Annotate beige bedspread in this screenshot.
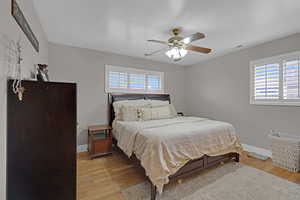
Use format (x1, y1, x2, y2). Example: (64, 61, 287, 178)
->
(113, 117, 242, 193)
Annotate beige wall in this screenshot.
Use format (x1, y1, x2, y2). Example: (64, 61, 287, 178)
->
(0, 0, 48, 199)
(185, 33, 300, 149)
(49, 42, 186, 145)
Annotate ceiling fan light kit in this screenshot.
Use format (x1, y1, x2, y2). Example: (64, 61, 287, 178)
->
(165, 47, 188, 62)
(146, 28, 212, 62)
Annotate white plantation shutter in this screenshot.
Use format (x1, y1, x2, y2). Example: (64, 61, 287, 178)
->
(283, 59, 300, 100)
(129, 73, 145, 89)
(147, 75, 161, 90)
(105, 65, 164, 93)
(254, 64, 279, 100)
(250, 51, 300, 106)
(108, 71, 128, 89)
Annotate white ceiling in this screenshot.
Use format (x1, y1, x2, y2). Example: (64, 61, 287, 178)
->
(33, 0, 300, 66)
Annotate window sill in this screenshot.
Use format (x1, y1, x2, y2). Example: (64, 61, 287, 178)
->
(105, 89, 165, 94)
(250, 100, 300, 107)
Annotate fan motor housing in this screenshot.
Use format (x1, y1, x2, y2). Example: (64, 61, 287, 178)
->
(168, 36, 183, 43)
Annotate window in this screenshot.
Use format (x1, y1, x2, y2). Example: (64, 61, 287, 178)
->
(105, 65, 164, 93)
(250, 51, 300, 106)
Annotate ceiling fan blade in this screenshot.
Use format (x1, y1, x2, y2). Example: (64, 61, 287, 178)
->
(144, 47, 169, 56)
(147, 40, 169, 45)
(185, 45, 212, 54)
(181, 32, 205, 44)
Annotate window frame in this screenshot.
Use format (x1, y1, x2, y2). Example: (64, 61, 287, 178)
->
(105, 65, 164, 94)
(250, 51, 300, 106)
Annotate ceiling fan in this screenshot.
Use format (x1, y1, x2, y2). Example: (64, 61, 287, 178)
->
(145, 28, 212, 62)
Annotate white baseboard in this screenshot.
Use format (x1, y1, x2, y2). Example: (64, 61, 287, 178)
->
(77, 144, 88, 153)
(242, 143, 272, 158)
(77, 143, 272, 158)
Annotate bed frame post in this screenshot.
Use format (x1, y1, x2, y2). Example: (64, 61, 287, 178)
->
(150, 182, 157, 200)
(234, 153, 240, 162)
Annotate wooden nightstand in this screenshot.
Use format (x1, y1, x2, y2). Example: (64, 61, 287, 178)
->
(88, 125, 112, 159)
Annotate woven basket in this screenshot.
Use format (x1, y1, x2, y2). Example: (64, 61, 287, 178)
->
(269, 132, 300, 172)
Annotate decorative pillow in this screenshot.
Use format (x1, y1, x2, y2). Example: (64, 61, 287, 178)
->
(139, 104, 176, 121)
(113, 100, 151, 120)
(120, 105, 139, 121)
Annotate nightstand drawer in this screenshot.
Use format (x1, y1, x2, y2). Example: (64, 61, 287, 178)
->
(93, 138, 112, 154)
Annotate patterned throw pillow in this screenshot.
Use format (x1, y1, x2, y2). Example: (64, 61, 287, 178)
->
(113, 100, 151, 121)
(120, 105, 139, 121)
(139, 104, 177, 121)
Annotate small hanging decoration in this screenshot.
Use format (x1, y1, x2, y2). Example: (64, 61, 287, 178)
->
(15, 84, 25, 101)
(12, 40, 25, 101)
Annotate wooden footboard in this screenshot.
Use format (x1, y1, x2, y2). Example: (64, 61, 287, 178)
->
(150, 152, 239, 200)
(169, 153, 239, 180)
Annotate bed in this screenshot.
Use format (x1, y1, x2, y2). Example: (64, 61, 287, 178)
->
(108, 93, 242, 200)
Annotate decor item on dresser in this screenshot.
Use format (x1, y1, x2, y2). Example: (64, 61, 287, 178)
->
(36, 64, 49, 81)
(11, 0, 39, 52)
(109, 93, 242, 200)
(88, 125, 113, 159)
(7, 80, 77, 200)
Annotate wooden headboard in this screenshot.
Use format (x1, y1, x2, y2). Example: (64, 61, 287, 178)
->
(108, 93, 171, 125)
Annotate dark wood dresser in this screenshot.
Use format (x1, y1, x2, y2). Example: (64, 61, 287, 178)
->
(7, 80, 77, 200)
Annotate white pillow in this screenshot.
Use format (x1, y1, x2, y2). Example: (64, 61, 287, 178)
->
(139, 104, 177, 121)
(150, 100, 177, 117)
(149, 100, 169, 107)
(168, 104, 177, 117)
(113, 100, 151, 121)
(148, 100, 177, 116)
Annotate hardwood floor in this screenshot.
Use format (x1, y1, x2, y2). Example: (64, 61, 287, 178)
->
(77, 151, 300, 200)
